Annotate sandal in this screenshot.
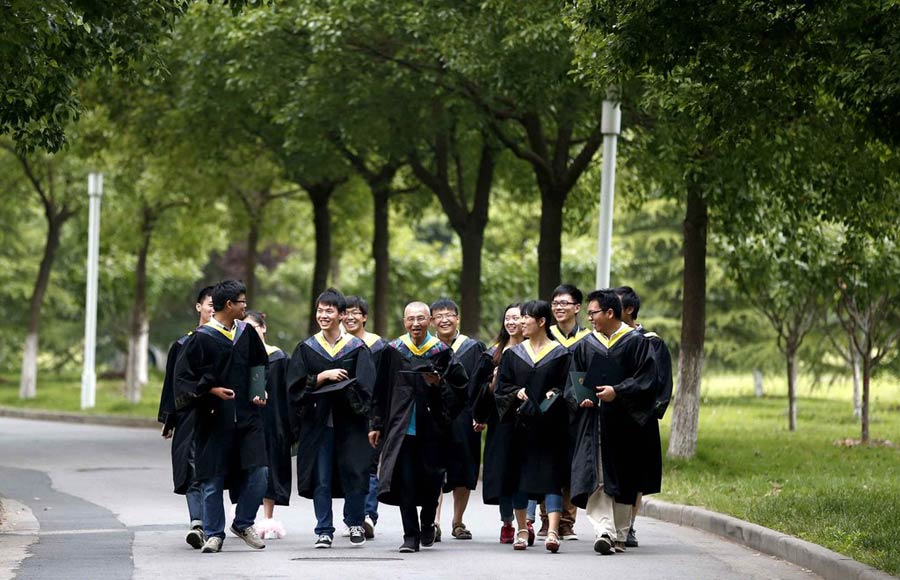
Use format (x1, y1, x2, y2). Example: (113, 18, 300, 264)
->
(545, 530, 560, 553)
(451, 522, 472, 540)
(513, 529, 529, 550)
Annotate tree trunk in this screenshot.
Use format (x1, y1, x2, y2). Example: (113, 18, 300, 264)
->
(245, 221, 260, 301)
(125, 224, 152, 404)
(307, 186, 333, 336)
(667, 186, 708, 459)
(538, 190, 564, 299)
(459, 225, 485, 337)
(786, 346, 798, 431)
(753, 368, 765, 397)
(851, 346, 862, 419)
(19, 213, 64, 399)
(372, 187, 390, 337)
(861, 358, 870, 444)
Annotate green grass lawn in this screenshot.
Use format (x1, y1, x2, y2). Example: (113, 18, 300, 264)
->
(2, 368, 898, 574)
(658, 371, 900, 576)
(0, 371, 164, 418)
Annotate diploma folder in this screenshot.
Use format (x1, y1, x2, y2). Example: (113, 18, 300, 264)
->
(539, 390, 561, 413)
(249, 365, 267, 402)
(568, 371, 597, 405)
(310, 377, 356, 395)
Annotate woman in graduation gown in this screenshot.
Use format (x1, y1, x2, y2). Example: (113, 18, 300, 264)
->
(244, 311, 292, 539)
(495, 300, 572, 553)
(471, 303, 526, 544)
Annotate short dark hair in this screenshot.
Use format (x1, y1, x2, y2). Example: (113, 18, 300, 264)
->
(196, 285, 214, 305)
(551, 284, 583, 305)
(244, 310, 266, 327)
(345, 295, 369, 317)
(521, 300, 554, 340)
(586, 289, 622, 319)
(430, 297, 459, 315)
(212, 280, 246, 311)
(615, 286, 641, 320)
(317, 287, 346, 312)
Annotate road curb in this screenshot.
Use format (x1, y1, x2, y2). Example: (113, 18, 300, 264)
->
(0, 407, 157, 430)
(641, 498, 897, 580)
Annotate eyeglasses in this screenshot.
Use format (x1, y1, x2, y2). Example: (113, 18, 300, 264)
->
(433, 313, 458, 321)
(345, 309, 364, 317)
(551, 300, 577, 308)
(587, 309, 608, 318)
(233, 300, 248, 306)
(405, 316, 428, 323)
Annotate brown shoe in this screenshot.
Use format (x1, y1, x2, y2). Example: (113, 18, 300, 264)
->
(559, 522, 578, 541)
(537, 518, 549, 538)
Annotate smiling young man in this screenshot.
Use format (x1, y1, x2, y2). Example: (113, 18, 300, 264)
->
(158, 285, 214, 549)
(430, 298, 486, 542)
(286, 288, 376, 549)
(173, 280, 269, 554)
(567, 289, 658, 555)
(368, 301, 469, 553)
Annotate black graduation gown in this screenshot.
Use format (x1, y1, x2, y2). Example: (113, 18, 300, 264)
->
(568, 329, 657, 508)
(262, 346, 292, 505)
(495, 341, 572, 499)
(158, 332, 196, 495)
(371, 335, 468, 506)
(286, 333, 375, 499)
(173, 320, 269, 482)
(362, 334, 388, 473)
(443, 334, 486, 492)
(470, 345, 517, 505)
(634, 327, 673, 495)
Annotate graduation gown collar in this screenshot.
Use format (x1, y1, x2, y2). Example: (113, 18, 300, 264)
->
(450, 333, 476, 355)
(361, 332, 383, 349)
(309, 331, 361, 359)
(398, 332, 441, 356)
(592, 322, 634, 349)
(550, 324, 591, 348)
(511, 340, 566, 367)
(201, 318, 245, 343)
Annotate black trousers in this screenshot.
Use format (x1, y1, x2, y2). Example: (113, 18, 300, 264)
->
(396, 435, 441, 541)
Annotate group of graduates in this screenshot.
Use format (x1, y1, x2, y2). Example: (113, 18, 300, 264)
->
(157, 280, 672, 555)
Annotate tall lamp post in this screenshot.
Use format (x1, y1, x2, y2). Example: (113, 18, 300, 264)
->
(595, 96, 622, 289)
(81, 172, 103, 409)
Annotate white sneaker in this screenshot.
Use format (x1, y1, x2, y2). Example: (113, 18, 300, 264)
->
(201, 536, 222, 553)
(364, 515, 376, 539)
(340, 525, 351, 538)
(229, 524, 265, 550)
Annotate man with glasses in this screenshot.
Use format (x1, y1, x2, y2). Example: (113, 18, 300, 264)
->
(286, 288, 376, 549)
(539, 284, 590, 540)
(430, 298, 486, 542)
(368, 301, 469, 553)
(568, 289, 658, 555)
(173, 280, 269, 553)
(342, 295, 385, 539)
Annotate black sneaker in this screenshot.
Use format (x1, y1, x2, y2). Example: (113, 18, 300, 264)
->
(398, 538, 419, 553)
(421, 524, 436, 547)
(186, 526, 205, 549)
(593, 534, 613, 555)
(625, 527, 639, 547)
(349, 525, 366, 547)
(314, 534, 333, 548)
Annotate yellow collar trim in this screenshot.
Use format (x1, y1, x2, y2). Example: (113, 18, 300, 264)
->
(265, 344, 280, 356)
(594, 324, 633, 349)
(362, 332, 383, 348)
(315, 331, 351, 358)
(205, 320, 234, 341)
(451, 334, 470, 353)
(400, 333, 440, 356)
(524, 340, 559, 364)
(550, 325, 590, 348)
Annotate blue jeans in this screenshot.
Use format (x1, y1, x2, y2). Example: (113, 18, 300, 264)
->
(366, 473, 379, 522)
(315, 428, 365, 536)
(201, 466, 268, 540)
(527, 499, 537, 521)
(186, 480, 203, 528)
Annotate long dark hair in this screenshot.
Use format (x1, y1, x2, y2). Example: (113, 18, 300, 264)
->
(520, 300, 554, 341)
(492, 303, 522, 366)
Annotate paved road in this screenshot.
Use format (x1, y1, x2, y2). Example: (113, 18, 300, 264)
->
(0, 417, 820, 579)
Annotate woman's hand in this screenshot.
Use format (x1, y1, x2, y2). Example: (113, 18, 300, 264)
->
(516, 388, 528, 401)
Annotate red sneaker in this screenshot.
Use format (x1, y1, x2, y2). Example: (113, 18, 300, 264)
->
(500, 523, 515, 544)
(526, 520, 535, 546)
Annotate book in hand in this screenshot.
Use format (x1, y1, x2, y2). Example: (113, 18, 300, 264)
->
(568, 371, 597, 405)
(311, 376, 356, 395)
(539, 390, 561, 413)
(249, 365, 267, 402)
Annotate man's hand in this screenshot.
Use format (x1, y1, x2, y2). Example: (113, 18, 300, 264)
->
(318, 368, 349, 385)
(516, 388, 528, 401)
(473, 421, 486, 433)
(252, 394, 267, 407)
(368, 430, 381, 448)
(161, 426, 174, 439)
(210, 387, 235, 400)
(596, 385, 617, 402)
(423, 372, 441, 386)
(578, 399, 595, 408)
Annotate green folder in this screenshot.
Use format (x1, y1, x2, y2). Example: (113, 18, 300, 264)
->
(249, 365, 267, 401)
(539, 390, 560, 413)
(568, 371, 597, 405)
